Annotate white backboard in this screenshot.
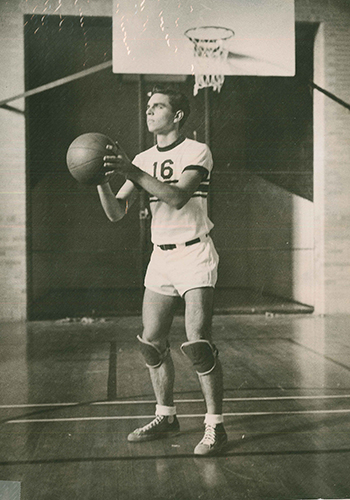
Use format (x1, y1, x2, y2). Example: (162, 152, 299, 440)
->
(113, 0, 295, 77)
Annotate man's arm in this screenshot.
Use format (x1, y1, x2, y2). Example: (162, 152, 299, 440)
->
(97, 179, 137, 222)
(128, 167, 203, 210)
(103, 145, 205, 210)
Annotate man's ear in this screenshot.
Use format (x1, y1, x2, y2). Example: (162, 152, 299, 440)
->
(174, 110, 184, 124)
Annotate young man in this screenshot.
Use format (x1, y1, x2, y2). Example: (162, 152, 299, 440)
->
(97, 85, 227, 456)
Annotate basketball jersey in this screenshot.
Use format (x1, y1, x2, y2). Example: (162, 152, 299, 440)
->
(133, 136, 214, 245)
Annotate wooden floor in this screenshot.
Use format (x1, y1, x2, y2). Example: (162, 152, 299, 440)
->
(0, 313, 350, 499)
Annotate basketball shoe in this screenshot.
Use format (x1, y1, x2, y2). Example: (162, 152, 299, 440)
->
(194, 423, 228, 455)
(127, 414, 180, 442)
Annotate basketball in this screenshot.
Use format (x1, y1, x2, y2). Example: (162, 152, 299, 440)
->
(66, 133, 115, 185)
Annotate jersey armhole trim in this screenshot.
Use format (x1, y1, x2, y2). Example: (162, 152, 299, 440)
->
(182, 165, 209, 180)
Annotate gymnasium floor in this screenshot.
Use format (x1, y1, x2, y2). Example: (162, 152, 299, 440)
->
(1, 313, 350, 499)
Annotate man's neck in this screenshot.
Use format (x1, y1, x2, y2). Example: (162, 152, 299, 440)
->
(156, 129, 180, 148)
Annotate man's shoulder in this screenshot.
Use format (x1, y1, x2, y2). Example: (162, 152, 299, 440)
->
(183, 137, 208, 148)
(182, 137, 210, 154)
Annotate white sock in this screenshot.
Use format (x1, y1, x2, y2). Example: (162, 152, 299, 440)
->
(204, 413, 224, 426)
(156, 404, 177, 416)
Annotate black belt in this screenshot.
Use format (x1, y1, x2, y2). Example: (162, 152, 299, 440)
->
(158, 236, 205, 251)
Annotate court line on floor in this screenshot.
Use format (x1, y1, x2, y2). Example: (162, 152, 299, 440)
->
(1, 448, 350, 467)
(1, 394, 350, 409)
(5, 409, 350, 424)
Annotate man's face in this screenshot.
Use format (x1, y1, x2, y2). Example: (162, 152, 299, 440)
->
(146, 93, 177, 134)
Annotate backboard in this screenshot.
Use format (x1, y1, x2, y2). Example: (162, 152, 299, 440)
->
(112, 0, 295, 78)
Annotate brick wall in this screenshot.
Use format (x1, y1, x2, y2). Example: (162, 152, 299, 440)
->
(296, 0, 350, 313)
(0, 0, 112, 320)
(0, 0, 349, 318)
(0, 7, 26, 320)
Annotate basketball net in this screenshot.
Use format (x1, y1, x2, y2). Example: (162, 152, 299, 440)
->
(185, 27, 234, 96)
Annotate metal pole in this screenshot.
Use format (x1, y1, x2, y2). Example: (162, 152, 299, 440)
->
(138, 76, 148, 288)
(204, 87, 212, 216)
(204, 87, 211, 146)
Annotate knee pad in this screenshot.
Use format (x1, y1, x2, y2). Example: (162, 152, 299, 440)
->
(137, 335, 169, 368)
(180, 339, 218, 376)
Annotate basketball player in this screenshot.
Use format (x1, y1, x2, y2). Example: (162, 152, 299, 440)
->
(97, 85, 227, 456)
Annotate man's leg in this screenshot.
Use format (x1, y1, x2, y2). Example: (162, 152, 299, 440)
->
(142, 287, 178, 405)
(182, 287, 227, 455)
(183, 286, 223, 413)
(127, 288, 179, 442)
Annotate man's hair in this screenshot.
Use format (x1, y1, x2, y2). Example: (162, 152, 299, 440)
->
(150, 85, 190, 128)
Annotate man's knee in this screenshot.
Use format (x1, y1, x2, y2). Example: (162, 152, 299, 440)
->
(180, 339, 218, 376)
(137, 335, 169, 368)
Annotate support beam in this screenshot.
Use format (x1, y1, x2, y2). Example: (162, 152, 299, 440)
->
(0, 61, 112, 107)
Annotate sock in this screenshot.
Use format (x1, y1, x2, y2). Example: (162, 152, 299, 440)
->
(204, 413, 224, 426)
(156, 404, 177, 417)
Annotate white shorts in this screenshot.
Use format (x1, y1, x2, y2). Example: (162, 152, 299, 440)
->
(144, 235, 219, 297)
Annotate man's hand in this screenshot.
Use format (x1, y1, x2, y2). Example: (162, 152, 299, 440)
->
(103, 143, 134, 181)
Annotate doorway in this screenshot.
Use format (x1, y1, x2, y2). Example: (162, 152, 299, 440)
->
(25, 15, 315, 319)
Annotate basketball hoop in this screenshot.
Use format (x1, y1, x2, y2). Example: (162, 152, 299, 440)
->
(185, 26, 234, 96)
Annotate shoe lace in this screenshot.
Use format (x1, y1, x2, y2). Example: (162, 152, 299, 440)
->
(139, 414, 164, 432)
(200, 424, 217, 446)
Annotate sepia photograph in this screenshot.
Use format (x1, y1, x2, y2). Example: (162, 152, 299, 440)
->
(0, 0, 350, 498)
